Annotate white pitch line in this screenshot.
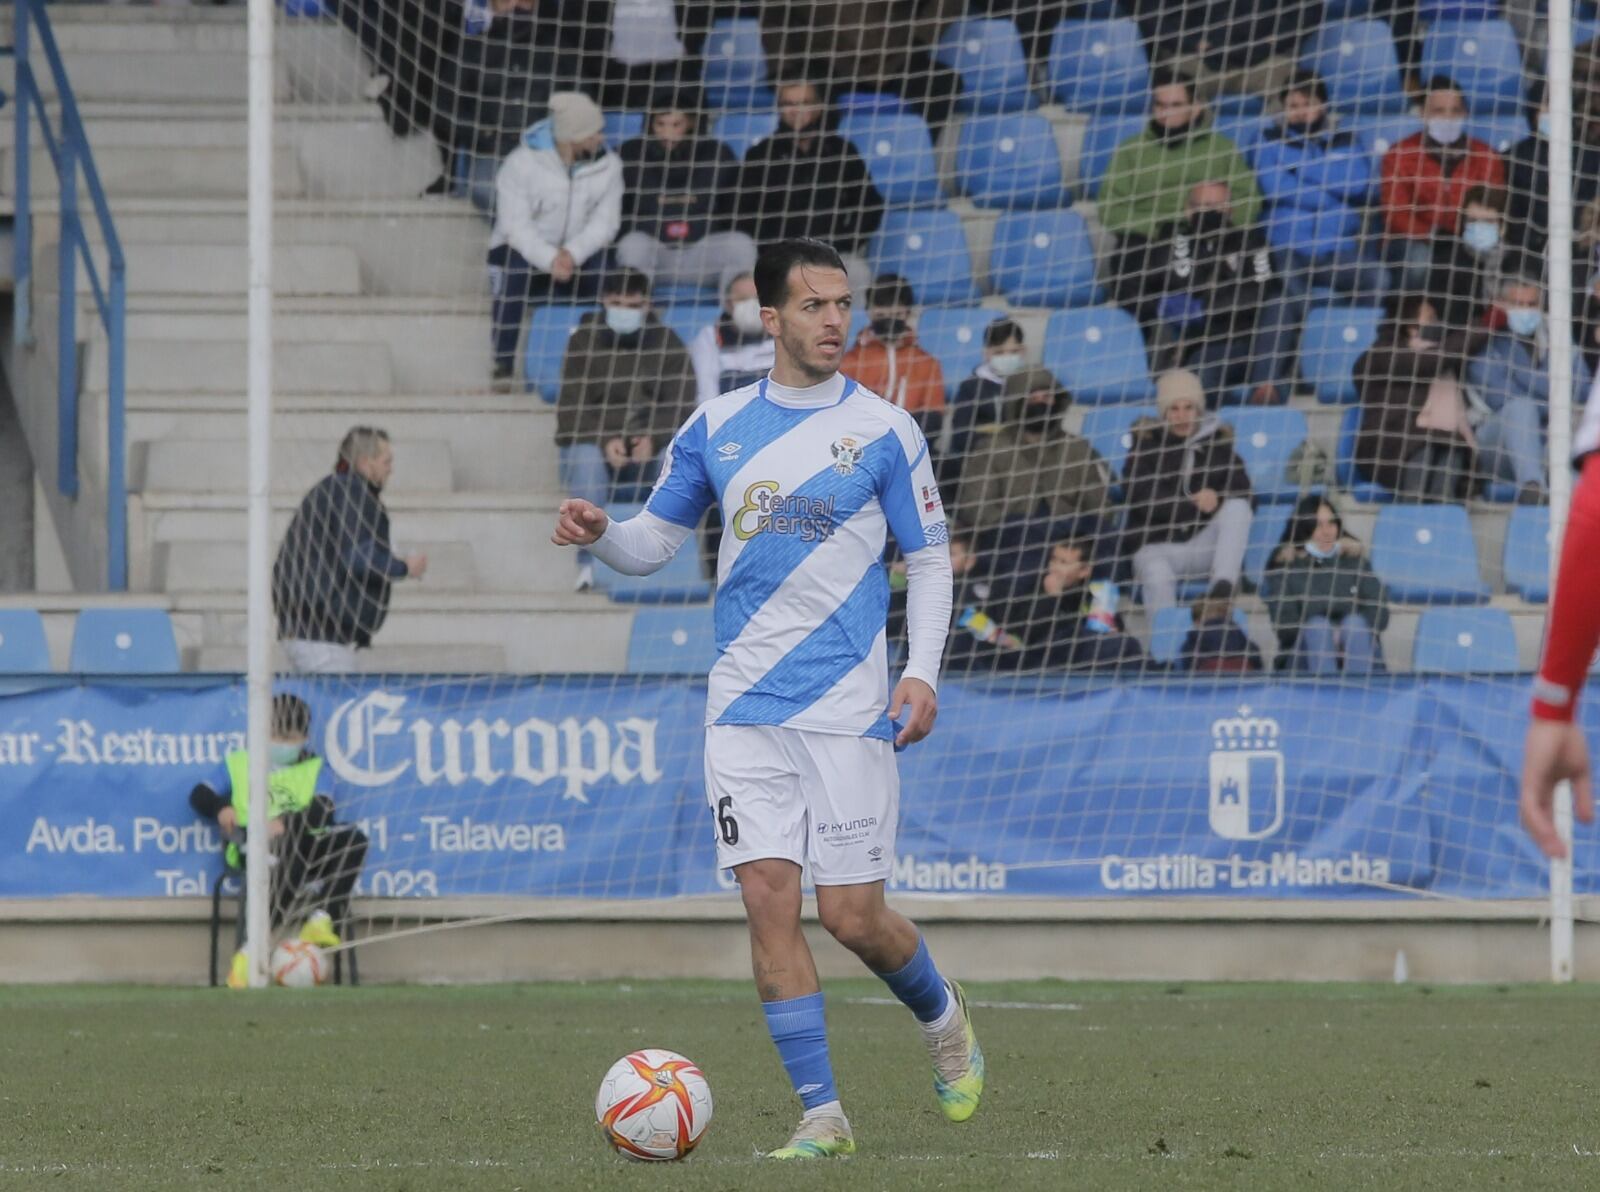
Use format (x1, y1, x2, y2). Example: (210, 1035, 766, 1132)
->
(846, 996, 1083, 1012)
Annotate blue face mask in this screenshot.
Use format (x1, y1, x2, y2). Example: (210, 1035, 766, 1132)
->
(1461, 220, 1500, 255)
(1304, 540, 1337, 560)
(604, 305, 645, 336)
(1506, 307, 1543, 338)
(269, 742, 303, 768)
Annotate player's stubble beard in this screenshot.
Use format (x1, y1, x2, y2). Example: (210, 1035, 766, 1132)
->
(777, 324, 839, 388)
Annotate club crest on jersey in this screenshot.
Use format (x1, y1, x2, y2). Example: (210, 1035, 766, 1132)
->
(830, 437, 864, 476)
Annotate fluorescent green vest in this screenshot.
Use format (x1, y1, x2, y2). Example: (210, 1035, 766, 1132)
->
(222, 751, 322, 868)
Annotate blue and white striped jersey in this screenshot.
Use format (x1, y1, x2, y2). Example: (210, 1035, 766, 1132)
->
(644, 372, 949, 740)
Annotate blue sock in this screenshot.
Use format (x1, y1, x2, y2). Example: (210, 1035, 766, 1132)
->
(877, 936, 950, 1024)
(762, 993, 839, 1111)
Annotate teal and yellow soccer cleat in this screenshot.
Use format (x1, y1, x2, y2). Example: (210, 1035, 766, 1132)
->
(928, 980, 985, 1122)
(767, 1113, 856, 1160)
(226, 949, 250, 990)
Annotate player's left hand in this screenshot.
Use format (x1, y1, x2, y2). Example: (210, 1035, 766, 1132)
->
(890, 677, 938, 747)
(1520, 718, 1596, 859)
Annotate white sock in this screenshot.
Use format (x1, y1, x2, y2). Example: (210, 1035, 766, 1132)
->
(803, 1099, 845, 1123)
(919, 984, 959, 1036)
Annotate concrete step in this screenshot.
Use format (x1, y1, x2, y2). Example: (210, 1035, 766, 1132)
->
(90, 339, 395, 397)
(2, 143, 305, 200)
(154, 538, 479, 593)
(18, 14, 251, 55)
(135, 436, 456, 496)
(115, 242, 364, 298)
(193, 641, 511, 675)
(8, 51, 291, 104)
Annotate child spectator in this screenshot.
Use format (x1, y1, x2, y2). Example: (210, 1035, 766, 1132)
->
(1003, 539, 1148, 674)
(1179, 580, 1262, 673)
(941, 317, 1025, 499)
(1264, 496, 1388, 675)
(842, 274, 947, 440)
(687, 271, 774, 406)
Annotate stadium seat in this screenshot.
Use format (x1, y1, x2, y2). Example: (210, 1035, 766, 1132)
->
(1148, 606, 1251, 667)
(1422, 21, 1523, 117)
(954, 113, 1066, 210)
(1371, 505, 1490, 604)
(626, 606, 720, 674)
(712, 110, 777, 159)
(1299, 305, 1383, 404)
(915, 307, 1004, 395)
(1335, 405, 1394, 503)
(1218, 407, 1309, 505)
(869, 210, 979, 306)
(701, 18, 768, 110)
(1412, 607, 1521, 674)
(1042, 306, 1154, 405)
(936, 19, 1037, 114)
(1244, 505, 1295, 594)
(0, 609, 52, 673)
(839, 109, 943, 207)
(837, 92, 909, 116)
(660, 305, 721, 347)
(524, 305, 594, 402)
(1212, 92, 1266, 123)
(1466, 114, 1532, 153)
(593, 506, 713, 604)
(988, 208, 1102, 308)
(69, 608, 180, 673)
(1348, 114, 1424, 158)
(1420, 0, 1501, 19)
(1212, 114, 1270, 157)
(1323, 0, 1375, 17)
(1075, 114, 1146, 201)
(1300, 21, 1408, 117)
(1079, 403, 1158, 480)
(1502, 505, 1550, 603)
(602, 110, 644, 150)
(1048, 19, 1149, 116)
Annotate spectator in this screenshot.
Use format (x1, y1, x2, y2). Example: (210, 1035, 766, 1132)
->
(737, 81, 885, 291)
(617, 89, 757, 293)
(487, 91, 622, 387)
(1354, 294, 1482, 502)
(941, 317, 1026, 498)
(1143, 180, 1298, 406)
(557, 0, 714, 112)
(892, 524, 985, 661)
(1125, 369, 1253, 613)
(1507, 80, 1600, 257)
(1102, 68, 1263, 315)
(189, 693, 368, 989)
(1264, 495, 1388, 675)
(1253, 69, 1386, 306)
(1427, 185, 1507, 332)
(1001, 539, 1149, 674)
(1125, 0, 1322, 84)
(1468, 269, 1592, 505)
(687, 271, 775, 406)
(1179, 580, 1262, 673)
(557, 267, 698, 589)
(273, 427, 428, 674)
(841, 274, 947, 439)
(1379, 76, 1505, 293)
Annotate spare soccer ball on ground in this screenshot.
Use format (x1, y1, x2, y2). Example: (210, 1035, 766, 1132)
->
(595, 1048, 713, 1160)
(270, 939, 327, 987)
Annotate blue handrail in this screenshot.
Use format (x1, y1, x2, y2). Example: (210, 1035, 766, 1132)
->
(12, 0, 128, 590)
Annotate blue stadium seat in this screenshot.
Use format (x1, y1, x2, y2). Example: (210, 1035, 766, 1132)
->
(1336, 405, 1394, 503)
(626, 606, 720, 674)
(1420, 0, 1501, 19)
(1079, 403, 1158, 480)
(954, 113, 1066, 209)
(712, 110, 778, 159)
(524, 305, 594, 402)
(1218, 407, 1308, 505)
(659, 305, 721, 348)
(1323, 0, 1375, 17)
(869, 210, 979, 305)
(937, 19, 1037, 114)
(1412, 607, 1521, 674)
(1300, 21, 1408, 117)
(1076, 114, 1145, 201)
(602, 110, 644, 150)
(70, 608, 180, 673)
(1244, 505, 1295, 594)
(1503, 505, 1550, 603)
(0, 609, 51, 673)
(1048, 19, 1149, 116)
(594, 506, 713, 603)
(1212, 114, 1270, 157)
(701, 18, 768, 110)
(1212, 92, 1266, 123)
(1371, 505, 1489, 604)
(1148, 606, 1251, 667)
(1422, 21, 1524, 117)
(1042, 306, 1155, 405)
(915, 308, 1004, 395)
(1299, 305, 1383, 404)
(1348, 114, 1424, 158)
(838, 92, 909, 117)
(840, 109, 943, 207)
(988, 209, 1101, 308)
(1466, 114, 1532, 153)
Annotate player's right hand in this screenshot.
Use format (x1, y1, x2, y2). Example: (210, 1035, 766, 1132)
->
(552, 498, 609, 547)
(1520, 718, 1596, 859)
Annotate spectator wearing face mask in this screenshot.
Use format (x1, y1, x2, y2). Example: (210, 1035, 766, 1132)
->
(941, 318, 1026, 501)
(1507, 81, 1600, 256)
(687, 270, 775, 406)
(841, 274, 947, 441)
(1379, 76, 1505, 294)
(1467, 269, 1593, 505)
(1428, 185, 1507, 331)
(1264, 495, 1387, 675)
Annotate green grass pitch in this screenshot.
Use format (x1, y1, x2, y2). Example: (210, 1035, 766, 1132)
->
(4, 981, 1600, 1190)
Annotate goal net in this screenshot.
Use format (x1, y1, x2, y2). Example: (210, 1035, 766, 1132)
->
(233, 0, 1597, 973)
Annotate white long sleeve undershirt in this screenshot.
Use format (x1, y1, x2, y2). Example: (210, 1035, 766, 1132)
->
(589, 509, 693, 575)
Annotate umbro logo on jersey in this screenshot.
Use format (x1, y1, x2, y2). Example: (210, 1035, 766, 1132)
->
(717, 441, 742, 460)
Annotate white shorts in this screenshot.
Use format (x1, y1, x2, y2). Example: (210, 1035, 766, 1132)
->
(703, 724, 899, 885)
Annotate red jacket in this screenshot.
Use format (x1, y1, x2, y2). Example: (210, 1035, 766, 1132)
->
(1379, 132, 1505, 239)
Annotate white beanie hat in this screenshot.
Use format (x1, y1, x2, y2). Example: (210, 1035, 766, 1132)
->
(549, 91, 604, 143)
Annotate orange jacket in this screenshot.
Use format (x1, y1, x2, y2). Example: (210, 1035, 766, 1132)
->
(1379, 132, 1505, 239)
(842, 330, 947, 413)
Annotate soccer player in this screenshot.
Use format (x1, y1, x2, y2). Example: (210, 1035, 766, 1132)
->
(551, 238, 983, 1158)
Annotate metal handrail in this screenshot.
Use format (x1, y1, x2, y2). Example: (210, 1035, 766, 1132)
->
(12, 0, 128, 589)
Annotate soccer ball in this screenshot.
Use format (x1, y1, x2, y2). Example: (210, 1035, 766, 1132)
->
(595, 1049, 713, 1160)
(270, 940, 327, 988)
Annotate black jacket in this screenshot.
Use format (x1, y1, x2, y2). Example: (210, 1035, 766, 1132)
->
(1121, 415, 1252, 551)
(273, 471, 408, 647)
(737, 126, 885, 252)
(1507, 133, 1600, 256)
(1147, 214, 1277, 343)
(619, 132, 743, 243)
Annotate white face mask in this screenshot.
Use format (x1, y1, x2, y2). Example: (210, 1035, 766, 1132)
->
(1427, 117, 1465, 146)
(730, 297, 765, 335)
(604, 304, 645, 336)
(1304, 539, 1338, 560)
(1461, 220, 1500, 255)
(989, 351, 1025, 377)
(1506, 307, 1544, 338)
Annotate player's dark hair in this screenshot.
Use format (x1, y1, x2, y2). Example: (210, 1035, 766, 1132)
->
(983, 318, 1023, 349)
(603, 266, 652, 299)
(754, 238, 847, 308)
(272, 693, 312, 739)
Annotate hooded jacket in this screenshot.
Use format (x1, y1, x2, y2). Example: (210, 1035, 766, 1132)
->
(556, 309, 698, 450)
(1148, 211, 1276, 342)
(1122, 414, 1251, 550)
(1379, 130, 1504, 240)
(1252, 116, 1373, 261)
(489, 116, 623, 270)
(619, 103, 743, 244)
(842, 327, 946, 415)
(1099, 124, 1263, 242)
